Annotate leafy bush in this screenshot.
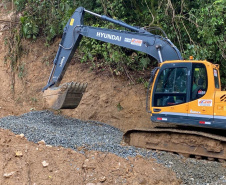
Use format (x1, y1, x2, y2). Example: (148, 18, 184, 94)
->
(14, 0, 226, 87)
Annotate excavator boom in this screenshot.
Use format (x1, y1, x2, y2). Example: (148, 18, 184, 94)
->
(43, 7, 182, 110)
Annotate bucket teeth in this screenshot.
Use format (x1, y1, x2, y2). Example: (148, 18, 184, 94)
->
(73, 82, 81, 92)
(43, 81, 87, 110)
(71, 82, 77, 92)
(59, 84, 67, 92)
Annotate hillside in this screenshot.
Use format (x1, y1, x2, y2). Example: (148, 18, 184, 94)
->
(0, 6, 151, 132)
(0, 1, 226, 185)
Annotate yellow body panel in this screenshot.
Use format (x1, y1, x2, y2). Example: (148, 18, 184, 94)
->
(214, 91, 226, 117)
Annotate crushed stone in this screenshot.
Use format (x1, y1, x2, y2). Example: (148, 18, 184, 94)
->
(0, 110, 225, 184)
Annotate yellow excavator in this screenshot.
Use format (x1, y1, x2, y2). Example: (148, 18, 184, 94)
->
(43, 7, 226, 160)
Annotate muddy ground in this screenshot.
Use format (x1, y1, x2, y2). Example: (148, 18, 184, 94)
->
(0, 128, 180, 185)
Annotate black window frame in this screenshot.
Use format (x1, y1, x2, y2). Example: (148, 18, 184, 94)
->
(190, 63, 208, 101)
(152, 63, 190, 107)
(213, 69, 220, 89)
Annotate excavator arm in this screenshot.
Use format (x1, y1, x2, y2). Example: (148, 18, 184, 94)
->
(43, 7, 182, 110)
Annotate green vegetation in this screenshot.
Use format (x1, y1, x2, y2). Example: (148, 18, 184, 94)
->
(13, 0, 226, 87)
(116, 102, 123, 111)
(18, 62, 26, 79)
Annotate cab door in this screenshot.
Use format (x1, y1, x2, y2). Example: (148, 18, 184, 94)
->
(188, 63, 214, 126)
(151, 62, 192, 124)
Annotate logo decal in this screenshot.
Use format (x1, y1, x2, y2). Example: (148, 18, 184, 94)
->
(59, 56, 65, 67)
(70, 18, 74, 26)
(198, 99, 212, 107)
(131, 38, 142, 46)
(124, 38, 131, 43)
(96, 32, 121, 41)
(190, 110, 200, 114)
(198, 90, 206, 95)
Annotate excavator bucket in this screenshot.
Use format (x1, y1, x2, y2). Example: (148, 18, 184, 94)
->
(43, 82, 87, 110)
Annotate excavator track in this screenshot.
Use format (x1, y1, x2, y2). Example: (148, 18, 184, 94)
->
(123, 128, 226, 161)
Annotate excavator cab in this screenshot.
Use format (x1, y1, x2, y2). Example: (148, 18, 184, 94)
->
(150, 60, 226, 129)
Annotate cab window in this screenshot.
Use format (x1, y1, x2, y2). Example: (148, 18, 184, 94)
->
(191, 63, 208, 100)
(154, 67, 187, 107)
(213, 69, 220, 89)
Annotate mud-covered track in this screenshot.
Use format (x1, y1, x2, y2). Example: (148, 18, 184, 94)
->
(124, 128, 226, 160)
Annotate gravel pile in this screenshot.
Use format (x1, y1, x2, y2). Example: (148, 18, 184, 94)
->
(0, 111, 225, 184)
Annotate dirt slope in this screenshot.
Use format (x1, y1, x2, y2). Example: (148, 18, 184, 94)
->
(0, 8, 151, 132)
(0, 38, 151, 131)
